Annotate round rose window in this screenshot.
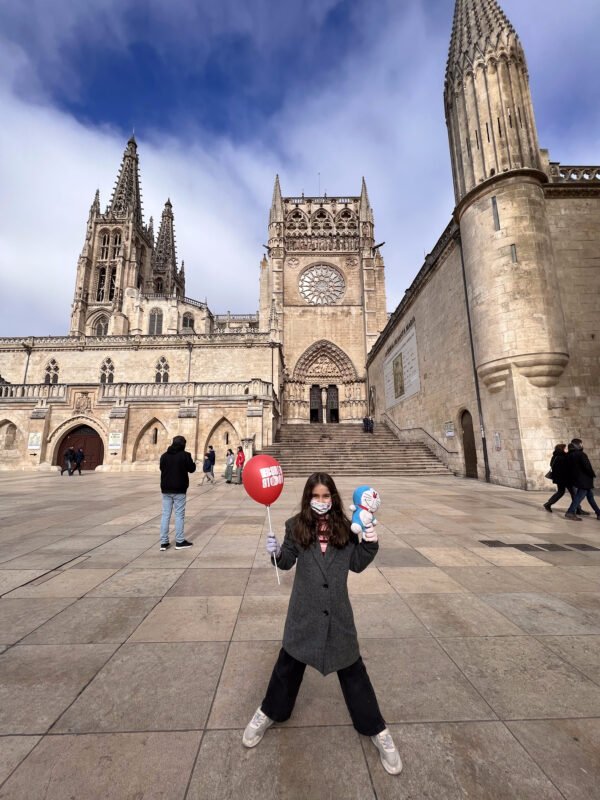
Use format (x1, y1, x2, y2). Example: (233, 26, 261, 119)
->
(299, 265, 345, 305)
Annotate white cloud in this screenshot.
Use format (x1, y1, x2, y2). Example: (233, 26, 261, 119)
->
(0, 0, 599, 337)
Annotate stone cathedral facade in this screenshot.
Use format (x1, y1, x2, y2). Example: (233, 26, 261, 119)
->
(0, 0, 598, 489)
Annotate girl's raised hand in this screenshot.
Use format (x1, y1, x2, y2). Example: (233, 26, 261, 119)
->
(266, 534, 282, 557)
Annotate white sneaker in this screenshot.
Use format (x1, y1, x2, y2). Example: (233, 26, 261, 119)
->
(242, 707, 274, 748)
(371, 728, 403, 775)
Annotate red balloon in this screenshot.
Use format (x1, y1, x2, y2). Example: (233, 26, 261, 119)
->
(242, 455, 285, 506)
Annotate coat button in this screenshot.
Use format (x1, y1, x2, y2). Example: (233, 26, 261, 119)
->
(323, 583, 329, 589)
(323, 610, 329, 616)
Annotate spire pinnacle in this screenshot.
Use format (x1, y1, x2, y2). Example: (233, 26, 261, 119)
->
(446, 0, 518, 85)
(109, 137, 144, 227)
(359, 177, 373, 223)
(269, 174, 283, 224)
(153, 199, 178, 279)
(90, 189, 100, 216)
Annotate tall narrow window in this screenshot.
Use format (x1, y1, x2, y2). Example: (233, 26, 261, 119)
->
(100, 232, 109, 260)
(155, 357, 169, 383)
(182, 313, 194, 332)
(44, 359, 59, 385)
(475, 130, 480, 150)
(508, 109, 513, 129)
(111, 231, 122, 259)
(108, 267, 116, 301)
(149, 308, 163, 335)
(155, 278, 163, 294)
(152, 427, 158, 444)
(3, 423, 17, 449)
(95, 316, 109, 336)
(517, 107, 523, 127)
(511, 244, 518, 263)
(497, 117, 502, 137)
(491, 197, 501, 231)
(96, 267, 106, 301)
(485, 122, 490, 143)
(99, 358, 115, 384)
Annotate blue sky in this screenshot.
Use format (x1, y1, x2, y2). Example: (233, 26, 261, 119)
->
(0, 0, 599, 336)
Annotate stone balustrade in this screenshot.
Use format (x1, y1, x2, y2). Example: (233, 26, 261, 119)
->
(0, 383, 67, 400)
(549, 164, 600, 183)
(98, 379, 274, 402)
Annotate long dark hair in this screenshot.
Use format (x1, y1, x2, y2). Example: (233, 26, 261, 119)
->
(293, 472, 353, 550)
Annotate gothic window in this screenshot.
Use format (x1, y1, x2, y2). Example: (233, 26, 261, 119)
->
(111, 231, 122, 259)
(286, 210, 308, 235)
(99, 358, 115, 384)
(152, 427, 158, 444)
(311, 209, 334, 234)
(108, 267, 116, 301)
(155, 357, 169, 383)
(2, 422, 17, 449)
(96, 267, 107, 301)
(44, 359, 60, 385)
(155, 278, 164, 294)
(182, 313, 194, 332)
(299, 264, 346, 305)
(95, 316, 109, 336)
(335, 208, 358, 233)
(149, 308, 163, 335)
(99, 232, 110, 260)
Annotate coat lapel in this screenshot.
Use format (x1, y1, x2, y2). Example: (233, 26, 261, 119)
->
(310, 541, 329, 578)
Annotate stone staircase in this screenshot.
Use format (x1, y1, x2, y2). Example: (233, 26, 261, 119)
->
(258, 423, 453, 477)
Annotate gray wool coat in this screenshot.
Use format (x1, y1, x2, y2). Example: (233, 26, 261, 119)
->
(274, 514, 379, 675)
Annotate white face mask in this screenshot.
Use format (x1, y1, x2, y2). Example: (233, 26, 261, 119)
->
(310, 499, 332, 515)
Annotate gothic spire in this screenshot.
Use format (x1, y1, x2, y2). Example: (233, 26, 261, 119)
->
(446, 0, 518, 85)
(359, 177, 373, 223)
(90, 189, 100, 217)
(109, 135, 144, 227)
(269, 174, 284, 224)
(154, 199, 177, 275)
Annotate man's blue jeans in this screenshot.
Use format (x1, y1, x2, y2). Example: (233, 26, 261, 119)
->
(160, 493, 187, 544)
(567, 488, 600, 516)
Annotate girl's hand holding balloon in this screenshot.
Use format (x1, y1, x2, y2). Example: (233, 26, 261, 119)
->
(266, 534, 281, 558)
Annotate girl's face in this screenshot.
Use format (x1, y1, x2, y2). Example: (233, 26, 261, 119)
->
(311, 484, 332, 504)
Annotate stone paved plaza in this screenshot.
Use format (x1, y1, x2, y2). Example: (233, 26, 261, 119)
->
(1, 471, 600, 799)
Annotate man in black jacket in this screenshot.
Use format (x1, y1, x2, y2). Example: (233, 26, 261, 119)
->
(159, 435, 197, 550)
(565, 439, 600, 521)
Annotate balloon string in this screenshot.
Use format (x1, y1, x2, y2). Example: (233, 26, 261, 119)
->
(266, 505, 280, 585)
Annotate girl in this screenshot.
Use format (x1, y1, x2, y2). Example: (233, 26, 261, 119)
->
(235, 445, 245, 484)
(224, 448, 235, 483)
(242, 472, 402, 776)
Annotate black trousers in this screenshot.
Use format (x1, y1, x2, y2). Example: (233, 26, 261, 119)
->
(261, 648, 386, 737)
(547, 484, 580, 509)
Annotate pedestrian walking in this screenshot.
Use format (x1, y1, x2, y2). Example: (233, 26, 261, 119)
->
(73, 447, 85, 475)
(565, 438, 600, 521)
(362, 415, 369, 433)
(159, 435, 197, 550)
(565, 441, 589, 516)
(224, 448, 234, 483)
(235, 445, 245, 484)
(242, 472, 402, 776)
(61, 446, 76, 475)
(208, 445, 216, 481)
(201, 453, 214, 484)
(368, 415, 375, 434)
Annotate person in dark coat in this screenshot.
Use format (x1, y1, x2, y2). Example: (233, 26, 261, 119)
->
(159, 435, 196, 550)
(73, 447, 85, 475)
(61, 446, 76, 475)
(200, 453, 214, 484)
(208, 445, 216, 481)
(362, 415, 369, 433)
(565, 438, 600, 521)
(242, 472, 402, 776)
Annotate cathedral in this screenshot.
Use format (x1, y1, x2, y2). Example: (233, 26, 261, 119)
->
(0, 0, 598, 489)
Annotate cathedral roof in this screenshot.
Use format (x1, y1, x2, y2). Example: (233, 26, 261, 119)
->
(446, 0, 519, 84)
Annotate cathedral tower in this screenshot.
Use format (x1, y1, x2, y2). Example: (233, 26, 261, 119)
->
(445, 0, 569, 485)
(151, 199, 185, 297)
(70, 136, 154, 336)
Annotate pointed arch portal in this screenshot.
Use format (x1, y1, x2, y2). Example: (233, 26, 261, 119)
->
(289, 340, 358, 424)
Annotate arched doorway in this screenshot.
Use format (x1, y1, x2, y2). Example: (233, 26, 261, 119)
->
(291, 340, 358, 424)
(57, 425, 104, 471)
(461, 410, 478, 479)
(132, 418, 168, 463)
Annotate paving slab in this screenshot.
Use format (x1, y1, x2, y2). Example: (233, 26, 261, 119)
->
(0, 736, 41, 786)
(536, 635, 600, 684)
(128, 595, 242, 641)
(404, 592, 525, 637)
(0, 732, 200, 800)
(187, 728, 375, 800)
(0, 598, 74, 644)
(232, 595, 289, 640)
(167, 567, 250, 596)
(87, 567, 184, 597)
(364, 722, 563, 800)
(507, 719, 600, 800)
(380, 566, 467, 594)
(0, 569, 47, 595)
(21, 597, 158, 644)
(481, 592, 600, 635)
(443, 565, 539, 594)
(4, 568, 116, 598)
(0, 644, 117, 734)
(54, 642, 227, 732)
(440, 636, 600, 719)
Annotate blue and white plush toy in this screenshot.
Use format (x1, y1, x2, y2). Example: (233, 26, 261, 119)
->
(350, 486, 381, 541)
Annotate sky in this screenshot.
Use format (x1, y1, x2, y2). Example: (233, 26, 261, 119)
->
(0, 0, 599, 337)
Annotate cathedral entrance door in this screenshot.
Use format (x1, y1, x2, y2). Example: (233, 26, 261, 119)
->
(326, 385, 339, 423)
(57, 425, 104, 471)
(461, 410, 478, 479)
(309, 385, 321, 423)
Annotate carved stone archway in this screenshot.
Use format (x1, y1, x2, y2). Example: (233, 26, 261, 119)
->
(285, 341, 365, 424)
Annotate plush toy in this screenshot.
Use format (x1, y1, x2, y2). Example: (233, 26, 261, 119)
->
(350, 486, 381, 539)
